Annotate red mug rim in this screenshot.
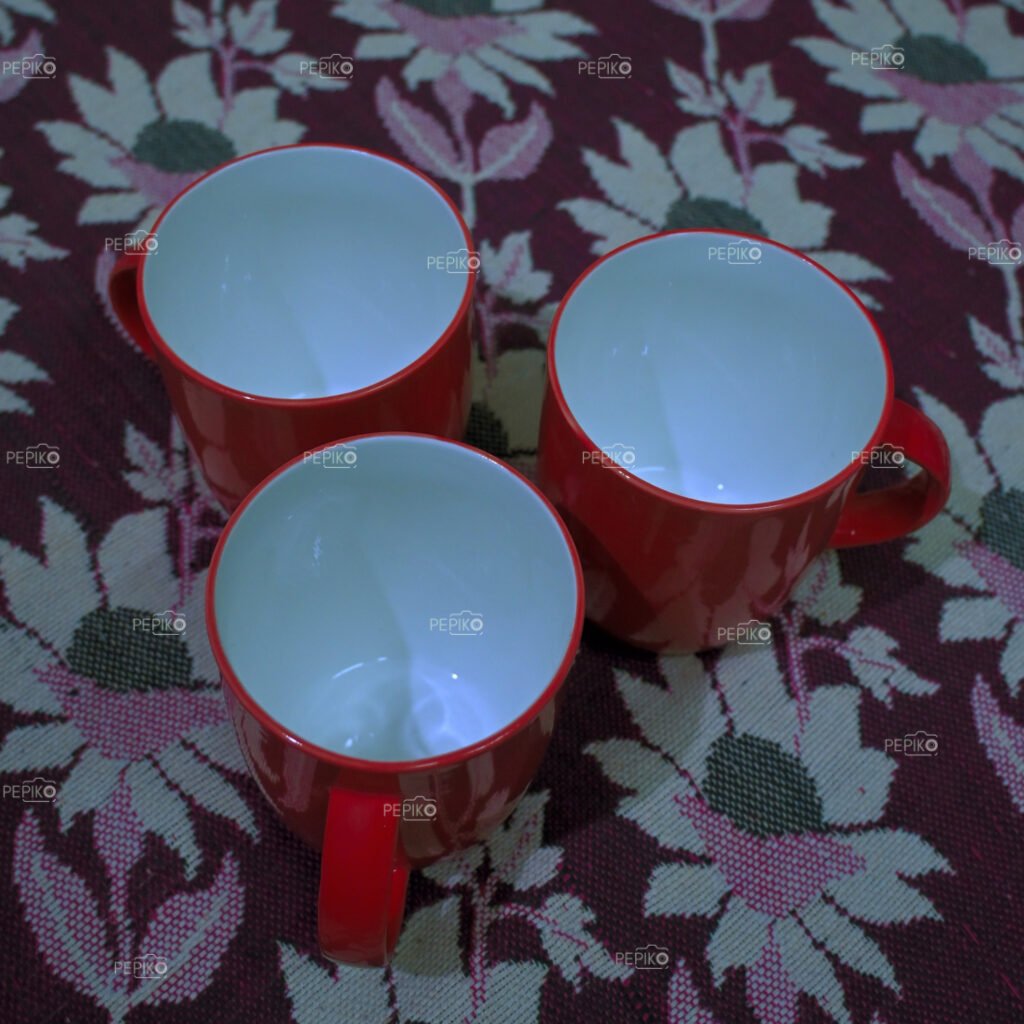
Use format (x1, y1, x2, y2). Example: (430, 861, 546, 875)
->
(136, 143, 476, 407)
(546, 228, 896, 514)
(205, 432, 586, 774)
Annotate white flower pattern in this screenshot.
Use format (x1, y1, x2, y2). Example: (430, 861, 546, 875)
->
(0, 0, 1019, 1020)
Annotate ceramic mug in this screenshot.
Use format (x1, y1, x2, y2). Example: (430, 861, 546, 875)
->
(206, 433, 583, 965)
(537, 229, 951, 653)
(110, 144, 475, 511)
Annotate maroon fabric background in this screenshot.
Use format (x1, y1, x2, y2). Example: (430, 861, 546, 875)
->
(1, 1, 1023, 1022)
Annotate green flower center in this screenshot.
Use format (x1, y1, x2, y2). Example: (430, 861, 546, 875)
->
(980, 488, 1024, 571)
(704, 733, 826, 836)
(895, 32, 988, 84)
(664, 197, 765, 236)
(132, 119, 236, 173)
(402, 0, 494, 16)
(66, 607, 193, 692)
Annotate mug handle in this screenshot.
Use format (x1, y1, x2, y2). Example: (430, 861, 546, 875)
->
(318, 787, 410, 966)
(108, 253, 157, 359)
(829, 398, 951, 548)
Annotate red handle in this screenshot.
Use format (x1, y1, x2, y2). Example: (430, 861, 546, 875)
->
(829, 398, 951, 548)
(318, 788, 409, 966)
(108, 253, 157, 359)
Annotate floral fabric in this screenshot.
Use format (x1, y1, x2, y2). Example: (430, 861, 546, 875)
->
(1, 1, 1022, 1022)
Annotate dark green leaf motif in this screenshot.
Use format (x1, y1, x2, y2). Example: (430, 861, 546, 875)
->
(895, 33, 988, 84)
(66, 607, 192, 692)
(402, 0, 494, 16)
(980, 488, 1024, 571)
(664, 197, 765, 235)
(132, 119, 236, 173)
(465, 401, 510, 458)
(704, 733, 826, 836)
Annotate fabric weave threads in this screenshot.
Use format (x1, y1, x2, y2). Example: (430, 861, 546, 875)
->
(1, 1, 1023, 1022)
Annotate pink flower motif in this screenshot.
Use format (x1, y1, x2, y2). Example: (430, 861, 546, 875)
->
(13, 813, 112, 999)
(681, 796, 866, 918)
(93, 780, 145, 940)
(390, 4, 516, 53)
(39, 664, 224, 761)
(14, 810, 244, 1014)
(973, 677, 1024, 813)
(0, 30, 43, 103)
(747, 924, 799, 1024)
(652, 0, 773, 19)
(960, 540, 1024, 621)
(337, 0, 594, 118)
(799, 2, 1024, 175)
(110, 156, 198, 213)
(891, 77, 1021, 128)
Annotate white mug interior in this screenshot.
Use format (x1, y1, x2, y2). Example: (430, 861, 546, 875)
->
(142, 146, 471, 400)
(212, 435, 580, 762)
(552, 232, 889, 505)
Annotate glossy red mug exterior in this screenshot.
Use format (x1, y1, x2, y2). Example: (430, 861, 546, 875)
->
(109, 144, 475, 512)
(537, 230, 951, 653)
(206, 434, 584, 965)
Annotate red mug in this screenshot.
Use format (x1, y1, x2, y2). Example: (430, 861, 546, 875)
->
(206, 434, 583, 965)
(537, 230, 951, 653)
(110, 144, 475, 512)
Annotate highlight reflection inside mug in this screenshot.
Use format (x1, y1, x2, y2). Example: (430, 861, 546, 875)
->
(142, 146, 471, 400)
(213, 436, 579, 761)
(552, 232, 889, 505)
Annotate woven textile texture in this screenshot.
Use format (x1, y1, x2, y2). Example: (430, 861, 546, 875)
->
(1, 1, 1023, 1022)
